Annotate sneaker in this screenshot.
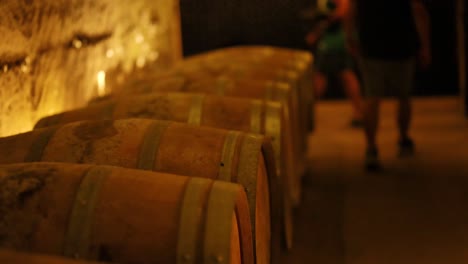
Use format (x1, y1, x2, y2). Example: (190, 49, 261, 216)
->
(398, 138, 415, 157)
(365, 148, 382, 172)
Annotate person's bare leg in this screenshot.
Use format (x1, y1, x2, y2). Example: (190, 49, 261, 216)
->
(341, 69, 363, 121)
(397, 96, 415, 156)
(393, 58, 415, 156)
(398, 97, 411, 140)
(364, 97, 380, 150)
(363, 96, 382, 170)
(359, 58, 383, 170)
(313, 72, 328, 100)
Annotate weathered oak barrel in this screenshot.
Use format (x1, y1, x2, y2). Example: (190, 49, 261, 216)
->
(0, 163, 253, 264)
(35, 92, 298, 250)
(0, 119, 279, 264)
(0, 250, 105, 264)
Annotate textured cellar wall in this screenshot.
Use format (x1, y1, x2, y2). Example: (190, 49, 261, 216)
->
(0, 0, 182, 137)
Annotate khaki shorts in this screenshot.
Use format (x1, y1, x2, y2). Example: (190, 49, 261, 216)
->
(358, 57, 415, 98)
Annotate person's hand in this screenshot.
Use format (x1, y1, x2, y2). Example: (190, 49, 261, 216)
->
(418, 45, 431, 70)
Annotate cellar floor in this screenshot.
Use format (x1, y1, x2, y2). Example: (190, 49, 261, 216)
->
(282, 96, 468, 264)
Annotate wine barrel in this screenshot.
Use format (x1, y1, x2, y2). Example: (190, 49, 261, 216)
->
(0, 250, 104, 264)
(0, 119, 279, 264)
(0, 163, 253, 264)
(35, 92, 298, 250)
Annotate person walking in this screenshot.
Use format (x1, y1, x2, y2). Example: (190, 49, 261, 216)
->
(346, 0, 431, 171)
(306, 0, 364, 127)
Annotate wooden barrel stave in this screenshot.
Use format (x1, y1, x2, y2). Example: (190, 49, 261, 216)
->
(0, 163, 253, 264)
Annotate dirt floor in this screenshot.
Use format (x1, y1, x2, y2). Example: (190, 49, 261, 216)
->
(282, 97, 468, 264)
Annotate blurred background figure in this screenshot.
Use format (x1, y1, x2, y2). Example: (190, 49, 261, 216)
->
(305, 0, 364, 127)
(347, 0, 431, 171)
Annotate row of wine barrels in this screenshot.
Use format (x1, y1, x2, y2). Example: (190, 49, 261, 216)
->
(0, 163, 254, 264)
(95, 46, 311, 225)
(109, 46, 313, 179)
(179, 45, 314, 160)
(0, 250, 103, 264)
(34, 92, 299, 249)
(0, 45, 311, 263)
(134, 61, 305, 147)
(100, 45, 313, 177)
(0, 119, 279, 264)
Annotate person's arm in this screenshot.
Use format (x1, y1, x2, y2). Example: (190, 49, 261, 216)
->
(412, 0, 431, 68)
(343, 0, 359, 56)
(306, 19, 331, 46)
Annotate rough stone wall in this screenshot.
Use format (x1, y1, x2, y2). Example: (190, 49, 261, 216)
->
(0, 0, 182, 137)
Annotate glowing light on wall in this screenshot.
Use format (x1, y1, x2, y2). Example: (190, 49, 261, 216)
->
(136, 57, 146, 68)
(72, 39, 83, 49)
(106, 49, 115, 58)
(97, 71, 106, 96)
(135, 34, 145, 44)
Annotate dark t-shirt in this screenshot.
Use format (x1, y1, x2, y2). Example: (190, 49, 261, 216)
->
(355, 0, 420, 59)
